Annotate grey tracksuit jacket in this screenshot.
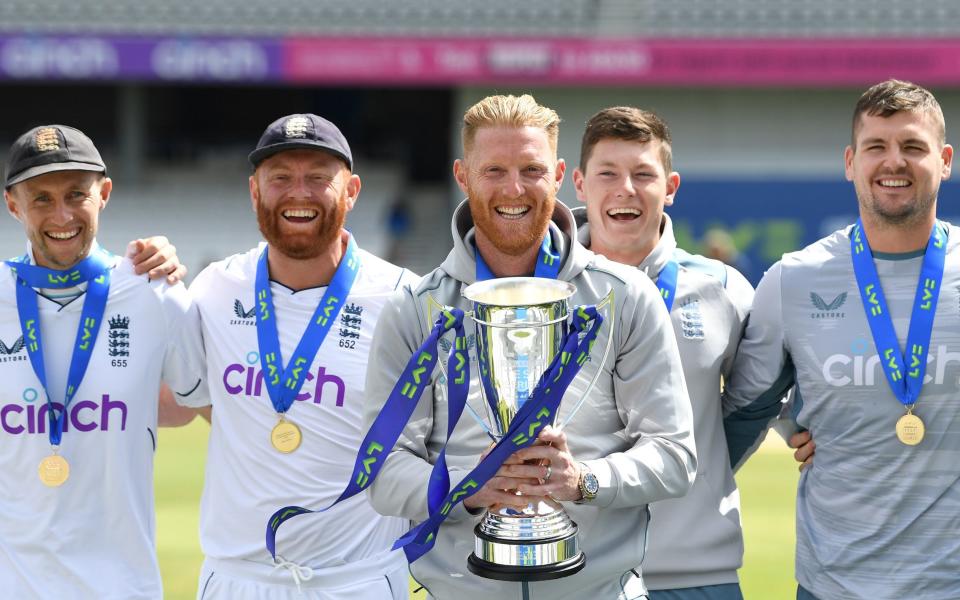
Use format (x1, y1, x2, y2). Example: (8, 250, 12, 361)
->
(573, 208, 754, 591)
(364, 200, 696, 600)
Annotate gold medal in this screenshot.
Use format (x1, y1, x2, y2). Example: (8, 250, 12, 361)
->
(38, 453, 70, 487)
(896, 409, 925, 446)
(271, 417, 302, 453)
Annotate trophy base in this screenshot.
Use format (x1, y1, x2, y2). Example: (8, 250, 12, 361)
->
(467, 522, 586, 581)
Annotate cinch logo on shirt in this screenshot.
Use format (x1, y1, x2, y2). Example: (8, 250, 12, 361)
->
(822, 345, 960, 386)
(0, 392, 128, 434)
(810, 292, 847, 319)
(222, 362, 347, 406)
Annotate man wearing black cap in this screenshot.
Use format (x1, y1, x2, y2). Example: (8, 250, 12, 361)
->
(0, 124, 206, 598)
(181, 114, 416, 599)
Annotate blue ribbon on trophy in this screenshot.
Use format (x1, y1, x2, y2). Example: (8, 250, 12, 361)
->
(266, 274, 612, 581)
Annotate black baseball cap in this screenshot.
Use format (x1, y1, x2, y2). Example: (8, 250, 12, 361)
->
(5, 125, 106, 189)
(248, 114, 353, 170)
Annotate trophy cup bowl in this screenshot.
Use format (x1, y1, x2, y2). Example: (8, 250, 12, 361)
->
(460, 277, 589, 581)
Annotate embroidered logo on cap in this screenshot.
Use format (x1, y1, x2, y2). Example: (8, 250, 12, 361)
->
(284, 116, 309, 139)
(34, 128, 60, 152)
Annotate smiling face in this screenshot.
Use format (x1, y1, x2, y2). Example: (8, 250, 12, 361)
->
(5, 170, 111, 270)
(454, 125, 564, 257)
(845, 110, 952, 227)
(250, 148, 359, 259)
(573, 137, 679, 265)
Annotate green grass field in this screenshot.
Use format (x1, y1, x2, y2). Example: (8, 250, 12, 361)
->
(155, 423, 799, 600)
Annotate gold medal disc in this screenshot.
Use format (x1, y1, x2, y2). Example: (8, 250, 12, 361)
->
(271, 419, 302, 453)
(896, 412, 925, 446)
(38, 454, 70, 487)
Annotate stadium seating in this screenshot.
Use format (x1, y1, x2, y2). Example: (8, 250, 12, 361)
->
(2, 0, 958, 37)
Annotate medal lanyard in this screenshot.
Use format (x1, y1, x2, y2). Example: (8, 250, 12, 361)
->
(475, 234, 561, 282)
(850, 219, 947, 407)
(254, 236, 360, 416)
(7, 250, 113, 447)
(656, 260, 679, 312)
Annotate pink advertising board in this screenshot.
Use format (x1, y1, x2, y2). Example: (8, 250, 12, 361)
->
(283, 37, 960, 86)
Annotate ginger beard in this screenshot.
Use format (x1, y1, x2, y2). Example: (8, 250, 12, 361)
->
(255, 186, 349, 260)
(466, 180, 556, 257)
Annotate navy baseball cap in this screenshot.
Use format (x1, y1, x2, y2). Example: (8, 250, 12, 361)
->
(5, 125, 106, 189)
(248, 114, 353, 170)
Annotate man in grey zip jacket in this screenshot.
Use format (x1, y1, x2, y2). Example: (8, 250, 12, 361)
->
(570, 107, 754, 599)
(364, 94, 696, 600)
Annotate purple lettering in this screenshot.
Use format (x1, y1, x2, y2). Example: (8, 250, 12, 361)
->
(314, 367, 345, 407)
(252, 369, 264, 396)
(36, 402, 66, 434)
(101, 394, 127, 431)
(245, 364, 255, 394)
(71, 400, 98, 432)
(223, 363, 244, 394)
(296, 371, 314, 401)
(1, 404, 23, 434)
(27, 403, 35, 433)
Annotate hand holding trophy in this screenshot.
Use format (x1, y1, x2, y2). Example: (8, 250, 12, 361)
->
(445, 276, 613, 581)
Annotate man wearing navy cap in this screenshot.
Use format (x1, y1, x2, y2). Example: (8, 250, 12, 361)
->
(181, 114, 416, 599)
(0, 124, 205, 598)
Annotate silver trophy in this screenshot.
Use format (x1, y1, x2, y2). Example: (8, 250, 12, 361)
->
(436, 277, 613, 581)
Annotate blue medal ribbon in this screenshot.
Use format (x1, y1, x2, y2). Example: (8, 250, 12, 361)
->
(8, 250, 113, 447)
(850, 219, 947, 408)
(394, 306, 603, 562)
(255, 236, 360, 418)
(476, 234, 561, 281)
(656, 260, 679, 312)
(266, 307, 470, 559)
(5, 249, 113, 289)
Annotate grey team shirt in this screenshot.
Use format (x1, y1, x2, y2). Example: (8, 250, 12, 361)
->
(724, 223, 960, 600)
(574, 210, 754, 591)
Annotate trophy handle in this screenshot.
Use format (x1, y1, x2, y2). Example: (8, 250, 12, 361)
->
(557, 288, 616, 430)
(425, 294, 497, 440)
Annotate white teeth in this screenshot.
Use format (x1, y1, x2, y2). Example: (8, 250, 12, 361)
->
(496, 206, 528, 215)
(283, 209, 317, 218)
(607, 207, 641, 216)
(47, 230, 79, 240)
(879, 179, 910, 188)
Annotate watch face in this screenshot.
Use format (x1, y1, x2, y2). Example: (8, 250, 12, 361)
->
(584, 472, 599, 495)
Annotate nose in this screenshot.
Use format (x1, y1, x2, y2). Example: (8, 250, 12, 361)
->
(289, 175, 311, 199)
(616, 175, 636, 198)
(883, 148, 908, 171)
(501, 170, 525, 199)
(51, 198, 72, 225)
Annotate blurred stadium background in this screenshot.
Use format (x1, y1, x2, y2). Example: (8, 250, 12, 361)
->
(2, 1, 957, 597)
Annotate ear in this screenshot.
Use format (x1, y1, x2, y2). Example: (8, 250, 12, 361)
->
(572, 168, 587, 204)
(5, 189, 21, 223)
(453, 159, 469, 196)
(344, 173, 361, 212)
(98, 177, 113, 210)
(664, 171, 680, 207)
(844, 146, 855, 182)
(554, 158, 566, 192)
(249, 174, 260, 213)
(941, 144, 953, 180)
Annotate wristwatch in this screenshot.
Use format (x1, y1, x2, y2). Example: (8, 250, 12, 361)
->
(576, 463, 599, 503)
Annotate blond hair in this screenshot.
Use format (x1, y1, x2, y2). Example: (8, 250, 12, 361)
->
(461, 94, 561, 155)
